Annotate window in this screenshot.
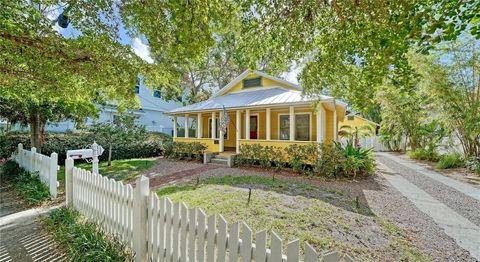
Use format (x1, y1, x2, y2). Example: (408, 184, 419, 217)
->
(243, 77, 262, 89)
(153, 90, 161, 98)
(279, 115, 290, 140)
(134, 85, 140, 94)
(279, 114, 311, 141)
(208, 118, 228, 139)
(295, 114, 310, 141)
(347, 115, 355, 121)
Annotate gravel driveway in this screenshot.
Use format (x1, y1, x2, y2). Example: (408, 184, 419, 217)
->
(376, 152, 480, 261)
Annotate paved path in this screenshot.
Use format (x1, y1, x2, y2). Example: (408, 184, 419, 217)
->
(376, 152, 480, 260)
(0, 184, 65, 262)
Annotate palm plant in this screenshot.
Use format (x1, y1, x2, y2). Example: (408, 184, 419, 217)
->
(338, 124, 374, 148)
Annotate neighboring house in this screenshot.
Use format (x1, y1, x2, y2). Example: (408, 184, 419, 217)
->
(10, 77, 182, 135)
(338, 113, 380, 135)
(168, 69, 347, 154)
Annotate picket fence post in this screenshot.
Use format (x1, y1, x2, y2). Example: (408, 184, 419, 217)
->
(49, 152, 58, 198)
(133, 176, 149, 262)
(30, 147, 36, 173)
(65, 157, 74, 207)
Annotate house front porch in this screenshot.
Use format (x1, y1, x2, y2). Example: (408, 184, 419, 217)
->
(171, 102, 343, 154)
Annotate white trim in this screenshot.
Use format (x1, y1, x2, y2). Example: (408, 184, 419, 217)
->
(173, 116, 177, 138)
(197, 113, 202, 139)
(225, 86, 292, 95)
(236, 110, 241, 153)
(212, 69, 302, 98)
(278, 112, 313, 141)
(184, 114, 189, 138)
(168, 99, 347, 115)
(266, 108, 271, 141)
(211, 112, 216, 139)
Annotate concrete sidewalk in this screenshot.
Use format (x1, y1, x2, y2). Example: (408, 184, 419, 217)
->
(0, 184, 65, 262)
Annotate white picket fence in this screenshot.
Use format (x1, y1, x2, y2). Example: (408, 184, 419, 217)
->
(65, 158, 354, 262)
(13, 143, 59, 198)
(339, 136, 394, 152)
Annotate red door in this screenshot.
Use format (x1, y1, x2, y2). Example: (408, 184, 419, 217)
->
(250, 115, 258, 139)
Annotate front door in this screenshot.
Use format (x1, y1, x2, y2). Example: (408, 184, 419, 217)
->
(250, 115, 258, 139)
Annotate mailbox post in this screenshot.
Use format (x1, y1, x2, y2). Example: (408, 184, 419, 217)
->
(91, 141, 104, 174)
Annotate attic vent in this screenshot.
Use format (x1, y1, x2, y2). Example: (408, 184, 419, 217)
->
(243, 77, 262, 89)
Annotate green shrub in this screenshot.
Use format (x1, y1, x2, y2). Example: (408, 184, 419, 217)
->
(313, 144, 343, 177)
(1, 160, 50, 205)
(163, 141, 206, 161)
(407, 148, 440, 161)
(236, 142, 375, 178)
(286, 144, 318, 173)
(43, 207, 133, 261)
(335, 142, 375, 177)
(235, 144, 262, 166)
(467, 157, 480, 176)
(436, 153, 465, 169)
(0, 132, 170, 163)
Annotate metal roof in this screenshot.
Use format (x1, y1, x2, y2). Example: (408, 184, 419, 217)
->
(168, 87, 344, 114)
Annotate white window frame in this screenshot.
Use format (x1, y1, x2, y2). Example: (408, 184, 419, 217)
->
(278, 112, 312, 141)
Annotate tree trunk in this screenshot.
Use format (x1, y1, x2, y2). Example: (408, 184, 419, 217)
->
(108, 144, 112, 167)
(29, 109, 43, 153)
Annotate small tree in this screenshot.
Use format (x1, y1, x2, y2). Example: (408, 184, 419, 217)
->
(89, 114, 147, 166)
(338, 124, 374, 148)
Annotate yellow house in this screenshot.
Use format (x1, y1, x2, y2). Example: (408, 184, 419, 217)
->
(168, 70, 347, 155)
(338, 114, 380, 135)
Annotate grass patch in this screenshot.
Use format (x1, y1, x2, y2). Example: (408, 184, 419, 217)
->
(157, 175, 428, 261)
(58, 158, 156, 181)
(43, 207, 133, 261)
(1, 160, 50, 205)
(436, 153, 465, 169)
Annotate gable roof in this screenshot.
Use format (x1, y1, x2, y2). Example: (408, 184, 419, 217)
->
(168, 87, 346, 114)
(212, 69, 302, 98)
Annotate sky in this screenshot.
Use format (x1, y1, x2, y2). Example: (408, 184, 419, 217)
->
(48, 6, 300, 86)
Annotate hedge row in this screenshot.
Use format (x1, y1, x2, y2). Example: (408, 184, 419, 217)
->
(163, 141, 207, 161)
(236, 142, 375, 178)
(0, 132, 171, 163)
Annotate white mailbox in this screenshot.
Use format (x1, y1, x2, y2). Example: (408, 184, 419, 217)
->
(66, 141, 104, 174)
(66, 149, 93, 160)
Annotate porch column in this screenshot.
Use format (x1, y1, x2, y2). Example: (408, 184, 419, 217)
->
(316, 104, 325, 143)
(219, 111, 225, 152)
(333, 102, 338, 142)
(197, 113, 202, 138)
(173, 116, 177, 138)
(211, 112, 216, 139)
(266, 108, 271, 140)
(184, 114, 189, 138)
(289, 106, 295, 141)
(245, 109, 250, 140)
(236, 110, 241, 153)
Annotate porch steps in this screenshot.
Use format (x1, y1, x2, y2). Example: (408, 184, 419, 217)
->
(211, 154, 228, 165)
